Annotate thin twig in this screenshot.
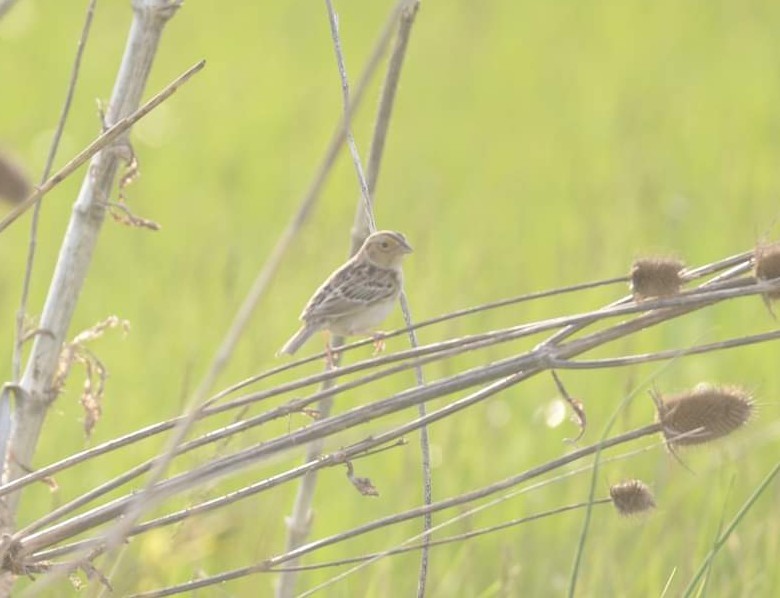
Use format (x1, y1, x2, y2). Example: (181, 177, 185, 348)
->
(325, 0, 376, 232)
(0, 60, 205, 235)
(5, 2, 192, 592)
(270, 499, 612, 574)
(0, 3, 98, 507)
(124, 424, 661, 597)
(324, 3, 431, 595)
(0, 274, 775, 509)
(13, 0, 96, 383)
(90, 4, 411, 580)
(188, 0, 406, 419)
(278, 3, 420, 595)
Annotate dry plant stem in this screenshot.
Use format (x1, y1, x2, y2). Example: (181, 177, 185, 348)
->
(349, 0, 419, 251)
(0, 277, 773, 542)
(0, 275, 775, 509)
(343, 0, 433, 594)
(0, 277, 772, 527)
(0, 276, 643, 502)
(279, 3, 420, 596)
(325, 0, 375, 231)
(13, 0, 96, 384)
(276, 348, 340, 598)
(360, 5, 432, 594)
(27, 433, 662, 567)
(5, 1, 189, 520)
(4, 292, 780, 540)
(0, 60, 204, 236)
(15, 338, 659, 560)
(25, 273, 775, 541)
(84, 2, 406, 587)
(188, 0, 406, 413)
(124, 425, 661, 598)
(269, 499, 612, 574)
(0, 1, 97, 495)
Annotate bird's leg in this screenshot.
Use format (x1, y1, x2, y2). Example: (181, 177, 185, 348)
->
(324, 331, 339, 368)
(371, 332, 386, 355)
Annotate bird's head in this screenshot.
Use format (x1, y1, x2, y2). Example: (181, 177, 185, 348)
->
(360, 230, 413, 268)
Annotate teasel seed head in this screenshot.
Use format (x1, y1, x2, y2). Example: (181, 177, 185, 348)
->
(610, 479, 656, 516)
(655, 383, 753, 447)
(630, 256, 685, 301)
(755, 241, 780, 301)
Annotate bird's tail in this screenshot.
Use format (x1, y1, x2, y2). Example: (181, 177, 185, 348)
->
(278, 324, 317, 356)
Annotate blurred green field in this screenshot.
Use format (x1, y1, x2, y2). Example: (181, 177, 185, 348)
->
(2, 0, 780, 595)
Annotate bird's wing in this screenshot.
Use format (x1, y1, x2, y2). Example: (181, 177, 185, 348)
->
(301, 262, 399, 322)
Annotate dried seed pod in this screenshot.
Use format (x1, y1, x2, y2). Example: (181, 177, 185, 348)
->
(630, 257, 685, 300)
(610, 479, 656, 516)
(755, 242, 780, 301)
(656, 384, 753, 447)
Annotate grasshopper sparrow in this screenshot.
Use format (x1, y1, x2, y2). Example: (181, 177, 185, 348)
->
(279, 230, 413, 356)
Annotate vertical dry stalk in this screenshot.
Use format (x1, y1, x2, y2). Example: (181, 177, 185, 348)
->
(4, 0, 182, 514)
(351, 3, 433, 594)
(277, 3, 423, 596)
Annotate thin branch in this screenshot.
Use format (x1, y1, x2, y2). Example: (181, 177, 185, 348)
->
(270, 499, 612, 574)
(28, 436, 664, 565)
(88, 4, 412, 576)
(323, 3, 431, 595)
(2, 57, 205, 507)
(0, 60, 204, 235)
(187, 0, 407, 422)
(2, 1, 191, 591)
(324, 0, 375, 233)
(0, 1, 97, 491)
(0, 274, 775, 510)
(13, 0, 96, 383)
(124, 425, 661, 597)
(278, 3, 421, 595)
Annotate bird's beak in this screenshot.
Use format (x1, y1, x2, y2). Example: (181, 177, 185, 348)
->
(401, 239, 414, 254)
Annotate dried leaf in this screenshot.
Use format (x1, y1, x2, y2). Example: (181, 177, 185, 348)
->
(345, 461, 379, 497)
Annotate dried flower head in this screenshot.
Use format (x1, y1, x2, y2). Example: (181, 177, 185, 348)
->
(630, 257, 685, 300)
(655, 384, 753, 447)
(610, 479, 656, 516)
(755, 242, 780, 301)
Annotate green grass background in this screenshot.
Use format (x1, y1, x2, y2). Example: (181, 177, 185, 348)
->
(2, 0, 780, 595)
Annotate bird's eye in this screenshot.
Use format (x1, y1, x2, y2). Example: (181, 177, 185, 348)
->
(380, 241, 390, 249)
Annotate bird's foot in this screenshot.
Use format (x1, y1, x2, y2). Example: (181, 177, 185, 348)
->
(371, 332, 387, 356)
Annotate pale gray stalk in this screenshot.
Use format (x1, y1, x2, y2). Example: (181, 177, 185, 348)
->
(0, 1, 97, 497)
(345, 3, 432, 593)
(0, 272, 772, 505)
(9, 0, 186, 512)
(126, 425, 660, 597)
(85, 3, 409, 586)
(0, 0, 186, 592)
(0, 67, 203, 237)
(6, 0, 185, 512)
(277, 3, 422, 595)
